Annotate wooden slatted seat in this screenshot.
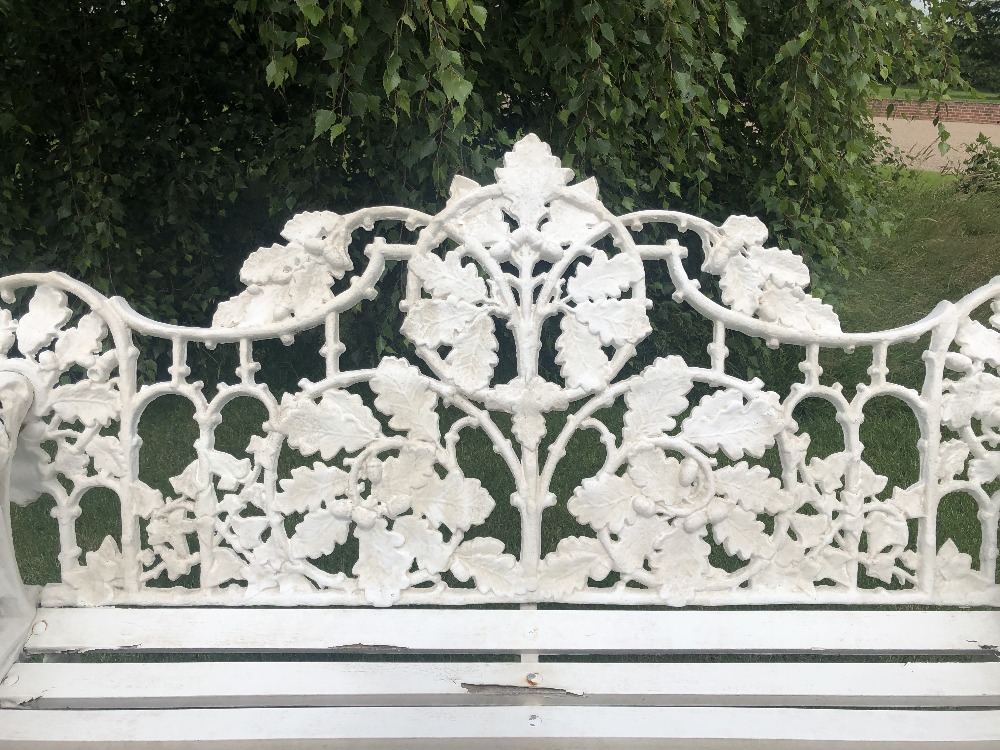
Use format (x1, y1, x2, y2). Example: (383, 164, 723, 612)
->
(1, 135, 998, 747)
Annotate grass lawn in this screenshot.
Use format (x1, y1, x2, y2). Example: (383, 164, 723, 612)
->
(874, 84, 1000, 103)
(824, 171, 1000, 576)
(10, 170, 1000, 594)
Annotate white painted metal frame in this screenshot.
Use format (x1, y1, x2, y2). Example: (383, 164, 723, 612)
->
(1, 134, 997, 610)
(1, 135, 999, 747)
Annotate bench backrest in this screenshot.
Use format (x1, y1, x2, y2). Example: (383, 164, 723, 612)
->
(1, 134, 998, 610)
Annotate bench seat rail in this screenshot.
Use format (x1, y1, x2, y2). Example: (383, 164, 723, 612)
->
(1, 609, 998, 747)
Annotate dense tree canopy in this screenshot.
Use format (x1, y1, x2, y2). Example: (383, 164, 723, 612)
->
(955, 1, 1000, 92)
(0, 0, 965, 328)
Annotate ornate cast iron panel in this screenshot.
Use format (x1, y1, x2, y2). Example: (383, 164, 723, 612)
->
(1, 136, 998, 607)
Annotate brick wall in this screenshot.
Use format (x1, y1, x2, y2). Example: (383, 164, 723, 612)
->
(869, 98, 1000, 125)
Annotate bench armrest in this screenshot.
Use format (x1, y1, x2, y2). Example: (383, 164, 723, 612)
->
(0, 371, 36, 678)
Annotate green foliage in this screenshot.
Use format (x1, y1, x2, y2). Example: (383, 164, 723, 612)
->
(844, 170, 1000, 333)
(955, 1, 1000, 93)
(874, 84, 1000, 102)
(0, 2, 284, 323)
(949, 134, 1000, 193)
(0, 0, 966, 330)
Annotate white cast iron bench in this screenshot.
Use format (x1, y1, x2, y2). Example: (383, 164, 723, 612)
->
(0, 135, 998, 748)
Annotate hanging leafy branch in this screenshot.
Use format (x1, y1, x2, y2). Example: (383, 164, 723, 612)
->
(0, 0, 966, 329)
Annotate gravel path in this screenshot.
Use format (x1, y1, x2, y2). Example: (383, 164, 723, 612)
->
(875, 116, 1000, 171)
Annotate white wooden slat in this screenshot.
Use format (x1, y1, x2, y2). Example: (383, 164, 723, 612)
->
(1, 661, 998, 709)
(1, 706, 999, 748)
(23, 608, 1000, 654)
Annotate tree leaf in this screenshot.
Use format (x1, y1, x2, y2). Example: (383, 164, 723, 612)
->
(510, 407, 546, 449)
(936, 439, 970, 481)
(439, 66, 473, 106)
(943, 371, 1000, 432)
(713, 462, 793, 514)
(394, 514, 452, 575)
(566, 250, 644, 302)
(751, 538, 822, 596)
(789, 512, 829, 548)
(131, 481, 164, 519)
(647, 525, 712, 587)
(411, 471, 495, 532)
(806, 452, 851, 494)
(276, 461, 349, 514)
(536, 536, 613, 599)
(969, 451, 1000, 485)
(285, 261, 335, 318)
(200, 449, 253, 492)
(705, 216, 768, 274)
(627, 449, 695, 512)
(681, 389, 782, 460)
(624, 356, 694, 438)
(607, 514, 672, 575)
(450, 536, 527, 596)
(814, 546, 854, 587)
(554, 312, 610, 391)
(446, 175, 510, 246)
(935, 538, 987, 595)
(746, 246, 810, 287)
(62, 536, 124, 603)
(16, 285, 71, 356)
(572, 298, 651, 347)
(47, 379, 121, 427)
(401, 298, 483, 348)
(955, 319, 1000, 367)
(202, 547, 244, 588)
(290, 508, 351, 559)
(230, 515, 271, 550)
(371, 356, 440, 442)
(443, 313, 498, 391)
(53, 439, 88, 478)
(54, 312, 107, 370)
(409, 251, 488, 304)
(313, 109, 337, 140)
(495, 133, 573, 227)
(368, 447, 437, 518)
(887, 482, 925, 519)
(567, 472, 640, 534)
(755, 283, 841, 334)
(863, 509, 908, 554)
(712, 504, 770, 559)
(540, 178, 600, 245)
(276, 390, 381, 460)
(863, 551, 899, 584)
(353, 517, 412, 606)
(85, 434, 126, 478)
(718, 254, 764, 315)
